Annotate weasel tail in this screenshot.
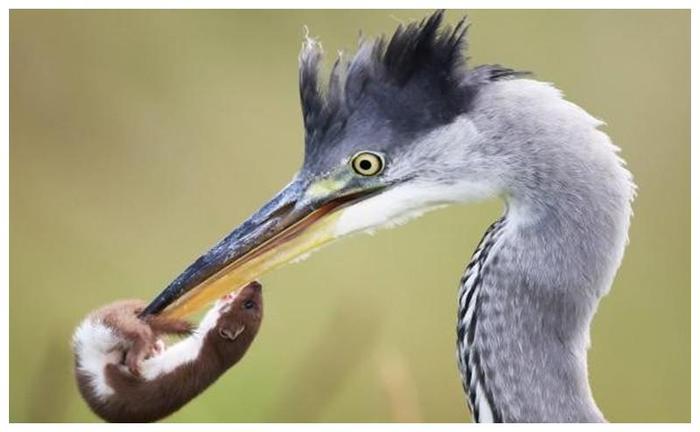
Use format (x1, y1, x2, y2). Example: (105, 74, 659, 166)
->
(72, 282, 263, 423)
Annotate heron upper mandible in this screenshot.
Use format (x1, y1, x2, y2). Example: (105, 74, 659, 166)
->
(139, 10, 635, 422)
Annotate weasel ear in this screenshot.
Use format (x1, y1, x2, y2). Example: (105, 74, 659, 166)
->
(218, 326, 245, 341)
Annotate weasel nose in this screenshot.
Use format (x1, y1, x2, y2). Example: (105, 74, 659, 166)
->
(242, 281, 262, 295)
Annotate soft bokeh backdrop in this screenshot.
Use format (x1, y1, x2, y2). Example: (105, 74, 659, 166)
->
(10, 10, 690, 422)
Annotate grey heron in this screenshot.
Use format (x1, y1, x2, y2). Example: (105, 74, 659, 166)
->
(139, 11, 635, 422)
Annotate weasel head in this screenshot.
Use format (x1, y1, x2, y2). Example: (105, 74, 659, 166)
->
(205, 281, 263, 361)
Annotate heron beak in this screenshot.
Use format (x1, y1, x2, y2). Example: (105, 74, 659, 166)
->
(140, 177, 383, 319)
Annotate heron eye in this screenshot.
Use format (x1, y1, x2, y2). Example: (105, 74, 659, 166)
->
(351, 151, 384, 176)
(243, 300, 256, 310)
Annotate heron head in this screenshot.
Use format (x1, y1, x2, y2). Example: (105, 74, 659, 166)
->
(141, 11, 522, 318)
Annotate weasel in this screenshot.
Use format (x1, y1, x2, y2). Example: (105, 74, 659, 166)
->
(72, 281, 263, 422)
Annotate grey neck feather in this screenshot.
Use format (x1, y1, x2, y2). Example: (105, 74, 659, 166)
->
(456, 80, 634, 422)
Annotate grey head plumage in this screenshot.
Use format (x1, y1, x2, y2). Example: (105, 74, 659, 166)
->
(142, 10, 635, 423)
(297, 11, 524, 176)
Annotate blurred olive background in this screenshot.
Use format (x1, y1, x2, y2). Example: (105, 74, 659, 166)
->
(9, 10, 689, 423)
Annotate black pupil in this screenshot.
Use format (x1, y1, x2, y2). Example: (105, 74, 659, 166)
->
(244, 300, 255, 309)
(359, 159, 373, 171)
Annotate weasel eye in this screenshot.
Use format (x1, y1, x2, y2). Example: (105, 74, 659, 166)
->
(243, 300, 256, 310)
(351, 151, 384, 176)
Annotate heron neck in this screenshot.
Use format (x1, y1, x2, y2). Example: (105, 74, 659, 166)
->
(468, 215, 601, 422)
(451, 78, 635, 422)
(465, 156, 632, 422)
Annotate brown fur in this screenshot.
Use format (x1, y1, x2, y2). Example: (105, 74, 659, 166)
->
(74, 282, 263, 423)
(85, 299, 193, 376)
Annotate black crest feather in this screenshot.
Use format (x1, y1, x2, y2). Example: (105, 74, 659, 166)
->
(379, 10, 468, 86)
(299, 10, 523, 156)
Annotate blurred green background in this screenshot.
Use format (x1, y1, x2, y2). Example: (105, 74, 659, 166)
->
(9, 10, 689, 423)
